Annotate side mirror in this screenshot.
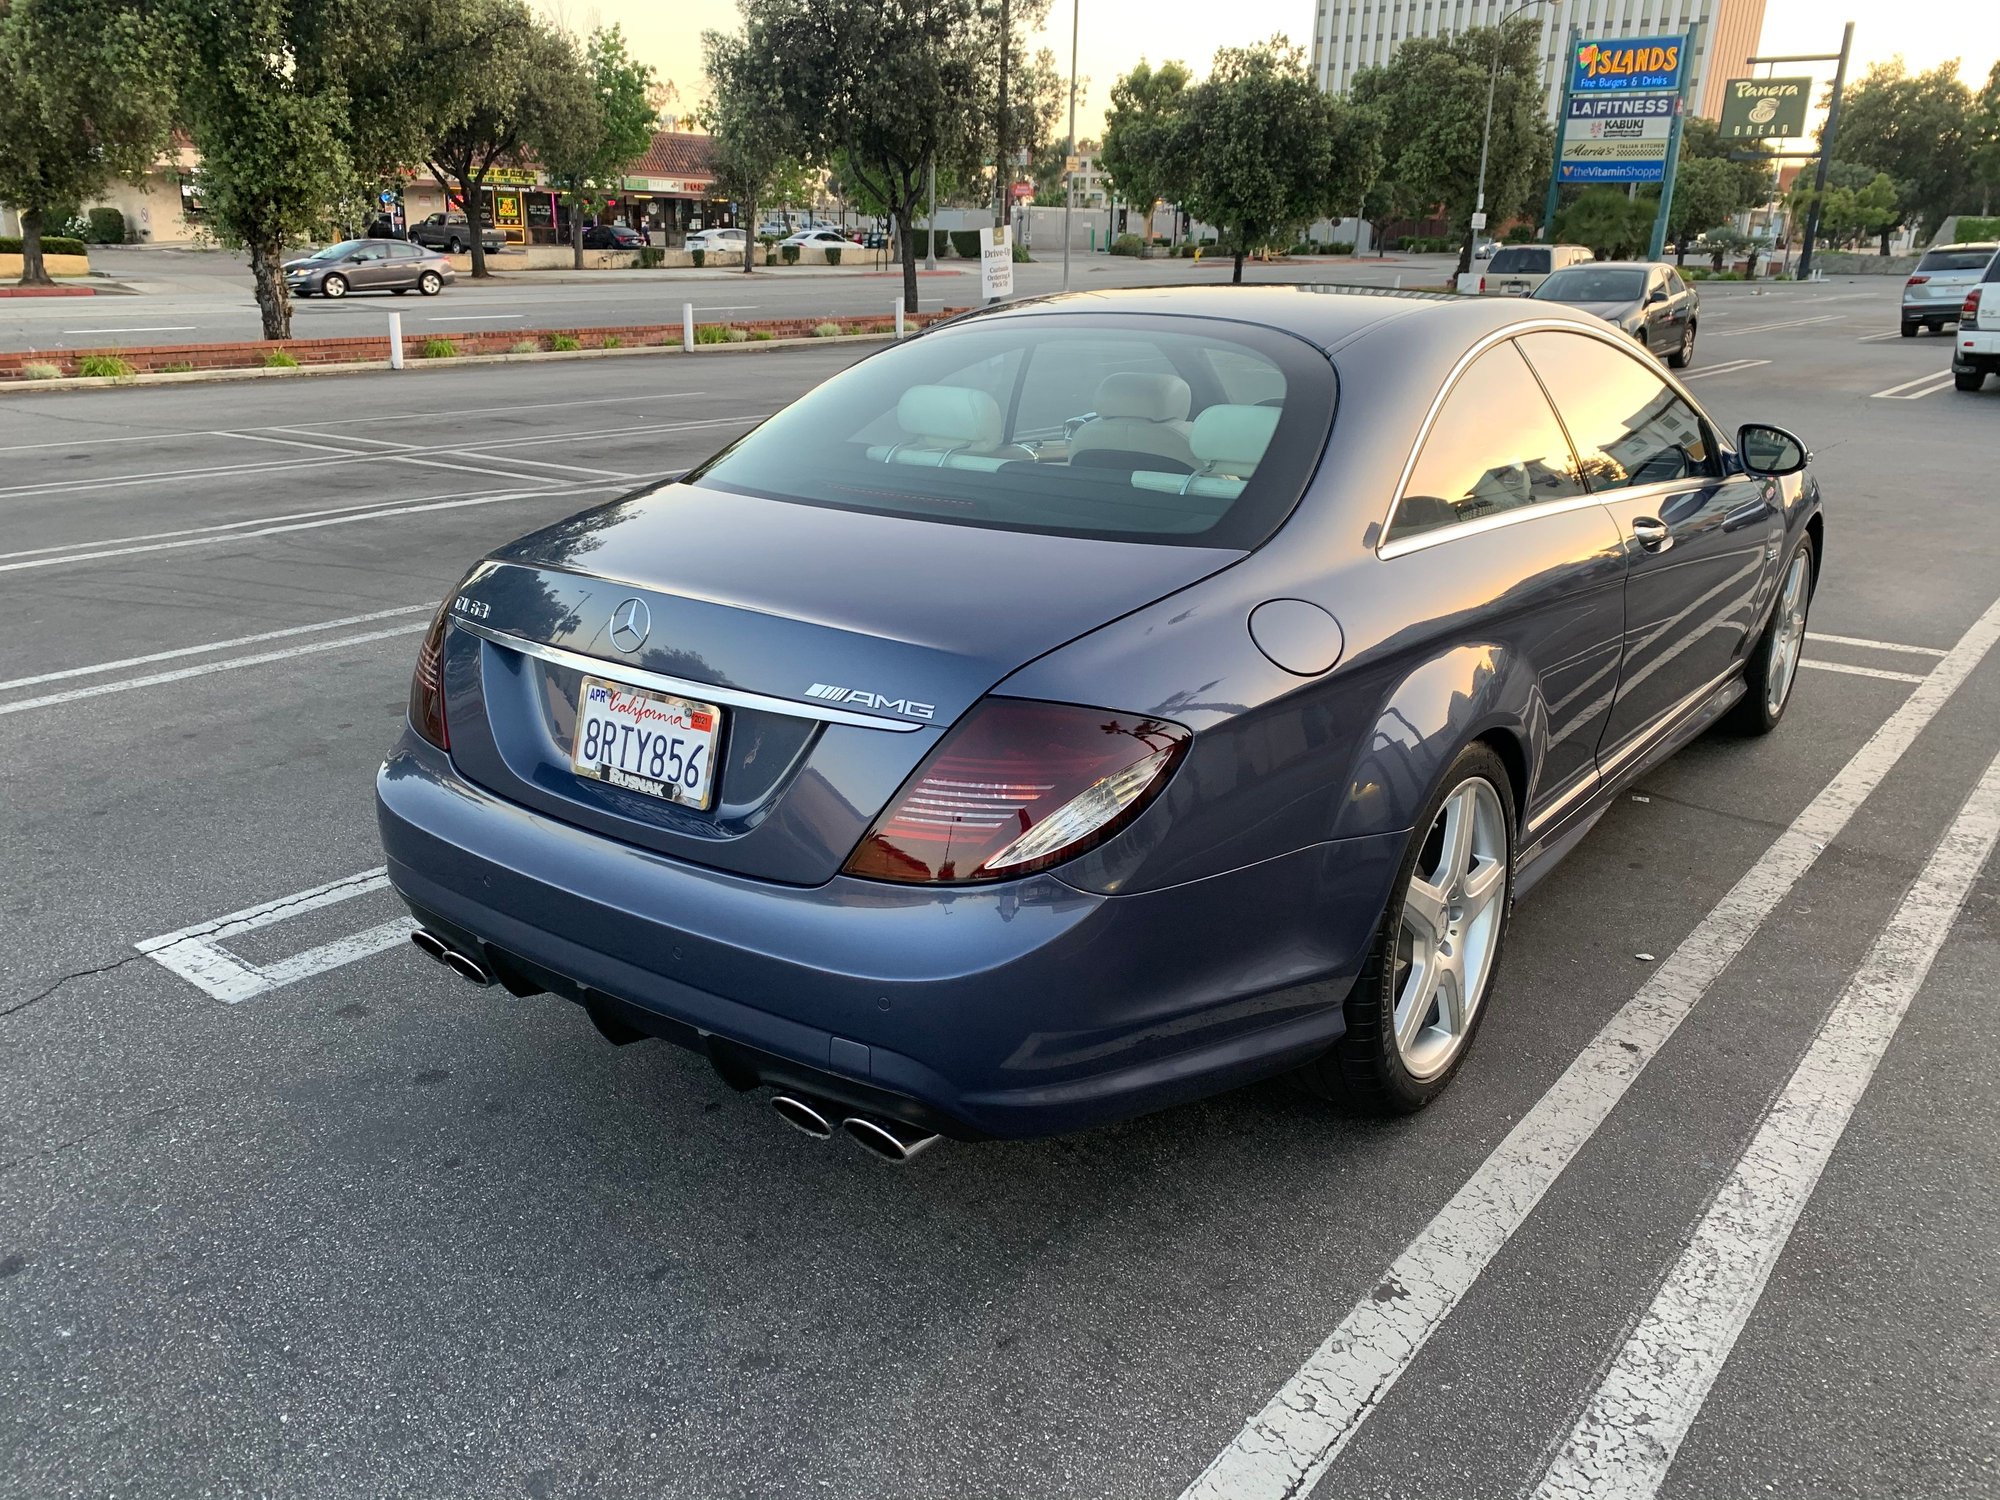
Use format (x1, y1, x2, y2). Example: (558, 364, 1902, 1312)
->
(1647, 287, 1669, 305)
(1737, 423, 1809, 477)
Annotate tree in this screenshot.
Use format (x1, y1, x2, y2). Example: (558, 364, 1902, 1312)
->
(1168, 38, 1381, 284)
(0, 0, 177, 286)
(538, 26, 659, 270)
(1555, 188, 1656, 259)
(1665, 157, 1747, 261)
(1827, 60, 1973, 243)
(407, 0, 589, 281)
(1679, 115, 1776, 215)
(738, 0, 989, 313)
(1790, 165, 1904, 252)
(1100, 59, 1192, 229)
(702, 24, 808, 273)
(1970, 61, 2000, 217)
(1350, 20, 1552, 274)
(172, 0, 390, 339)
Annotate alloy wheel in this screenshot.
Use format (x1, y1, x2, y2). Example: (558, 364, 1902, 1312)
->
(1765, 552, 1810, 716)
(1393, 778, 1508, 1080)
(322, 275, 347, 299)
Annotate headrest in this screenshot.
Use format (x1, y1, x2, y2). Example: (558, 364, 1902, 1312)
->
(1190, 404, 1281, 475)
(1095, 371, 1191, 422)
(898, 385, 1003, 448)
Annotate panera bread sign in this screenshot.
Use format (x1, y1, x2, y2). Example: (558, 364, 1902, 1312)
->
(1719, 77, 1812, 140)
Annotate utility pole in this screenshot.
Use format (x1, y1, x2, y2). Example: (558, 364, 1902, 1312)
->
(1470, 0, 1553, 274)
(995, 0, 1009, 228)
(926, 159, 938, 271)
(1061, 0, 1078, 291)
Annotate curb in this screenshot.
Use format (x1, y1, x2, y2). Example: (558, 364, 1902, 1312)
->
(0, 331, 901, 394)
(0, 285, 96, 298)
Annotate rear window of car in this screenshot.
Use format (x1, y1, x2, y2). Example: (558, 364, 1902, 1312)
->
(1535, 268, 1646, 302)
(685, 314, 1336, 548)
(1916, 247, 1997, 273)
(1489, 248, 1551, 274)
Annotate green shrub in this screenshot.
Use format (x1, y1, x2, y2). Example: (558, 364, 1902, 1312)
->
(158, 360, 195, 373)
(19, 361, 63, 380)
(548, 332, 581, 351)
(749, 329, 774, 340)
(1110, 233, 1144, 256)
(765, 247, 778, 265)
(262, 350, 300, 368)
(78, 354, 133, 378)
(1011, 242, 1030, 262)
(0, 235, 88, 257)
(693, 324, 730, 344)
(1952, 216, 2000, 242)
(509, 338, 539, 353)
(690, 247, 705, 268)
(949, 229, 983, 259)
(85, 207, 126, 244)
(781, 243, 801, 264)
(758, 233, 781, 246)
(601, 334, 623, 349)
(726, 326, 750, 342)
(1323, 240, 1355, 255)
(823, 245, 841, 265)
(417, 337, 456, 359)
(811, 321, 842, 337)
(635, 248, 664, 269)
(1504, 225, 1537, 244)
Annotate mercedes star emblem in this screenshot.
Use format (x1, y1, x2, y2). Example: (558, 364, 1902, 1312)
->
(607, 597, 652, 653)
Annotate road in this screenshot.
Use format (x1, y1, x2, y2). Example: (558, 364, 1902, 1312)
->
(7, 246, 1462, 352)
(3, 277, 1996, 1500)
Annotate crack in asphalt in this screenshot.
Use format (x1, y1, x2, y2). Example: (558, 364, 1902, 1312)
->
(2, 952, 149, 1018)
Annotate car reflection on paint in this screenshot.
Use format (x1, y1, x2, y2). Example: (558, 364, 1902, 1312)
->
(377, 285, 1824, 1158)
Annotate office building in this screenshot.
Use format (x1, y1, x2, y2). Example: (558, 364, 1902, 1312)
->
(1308, 0, 1768, 120)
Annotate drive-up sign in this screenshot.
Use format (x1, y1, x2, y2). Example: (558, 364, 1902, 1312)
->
(980, 225, 1014, 300)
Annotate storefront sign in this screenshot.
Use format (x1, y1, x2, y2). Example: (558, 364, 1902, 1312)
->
(621, 176, 711, 196)
(1559, 71, 1679, 181)
(1719, 77, 1812, 139)
(980, 225, 1014, 300)
(1571, 36, 1684, 94)
(486, 167, 540, 187)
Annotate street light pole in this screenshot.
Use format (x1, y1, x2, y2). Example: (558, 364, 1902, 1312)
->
(1469, 0, 1553, 273)
(1061, 0, 1079, 291)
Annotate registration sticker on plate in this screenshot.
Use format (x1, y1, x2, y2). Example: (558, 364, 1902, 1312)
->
(572, 676, 722, 810)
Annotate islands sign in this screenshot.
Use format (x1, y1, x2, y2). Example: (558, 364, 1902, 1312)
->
(1571, 36, 1685, 93)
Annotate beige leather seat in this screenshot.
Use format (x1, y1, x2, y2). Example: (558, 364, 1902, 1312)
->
(1068, 371, 1197, 473)
(867, 384, 1032, 470)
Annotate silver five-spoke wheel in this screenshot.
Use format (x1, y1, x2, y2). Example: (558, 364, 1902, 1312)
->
(1393, 778, 1508, 1080)
(1765, 551, 1810, 717)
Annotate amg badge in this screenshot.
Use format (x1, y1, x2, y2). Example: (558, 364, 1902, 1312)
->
(805, 682, 936, 719)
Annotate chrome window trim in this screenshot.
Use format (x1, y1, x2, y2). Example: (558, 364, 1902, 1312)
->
(452, 619, 926, 733)
(1374, 317, 1721, 557)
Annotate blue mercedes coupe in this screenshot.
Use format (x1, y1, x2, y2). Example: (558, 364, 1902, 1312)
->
(377, 287, 1822, 1160)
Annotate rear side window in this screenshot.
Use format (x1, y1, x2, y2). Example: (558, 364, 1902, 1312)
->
(1385, 342, 1585, 544)
(686, 315, 1335, 548)
(1916, 248, 1996, 273)
(1985, 252, 2000, 283)
(1517, 331, 1720, 491)
(1490, 248, 1551, 274)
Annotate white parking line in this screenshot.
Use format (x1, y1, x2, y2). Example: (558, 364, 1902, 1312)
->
(1179, 588, 2000, 1500)
(59, 325, 198, 335)
(1870, 371, 1957, 399)
(137, 868, 412, 1003)
(0, 605, 431, 692)
(1530, 748, 2000, 1500)
(0, 624, 423, 717)
(1709, 315, 1844, 338)
(425, 313, 525, 321)
(1806, 632, 1947, 657)
(1678, 359, 1770, 381)
(1855, 330, 1905, 342)
(1798, 659, 1930, 684)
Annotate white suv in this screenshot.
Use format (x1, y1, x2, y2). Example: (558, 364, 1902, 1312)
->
(1950, 247, 2000, 392)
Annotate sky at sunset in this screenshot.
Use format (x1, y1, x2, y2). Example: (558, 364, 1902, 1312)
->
(539, 0, 2000, 143)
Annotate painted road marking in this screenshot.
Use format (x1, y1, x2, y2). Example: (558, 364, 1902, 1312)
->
(1798, 658, 1930, 684)
(424, 313, 526, 321)
(1529, 749, 2000, 1500)
(1709, 315, 1843, 338)
(1806, 632, 1947, 657)
(1870, 371, 1957, 399)
(59, 325, 198, 335)
(1678, 358, 1770, 381)
(0, 605, 431, 693)
(1178, 588, 2000, 1500)
(137, 868, 412, 1004)
(1856, 330, 1906, 342)
(0, 483, 623, 574)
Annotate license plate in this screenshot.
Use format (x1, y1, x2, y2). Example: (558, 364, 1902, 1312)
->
(1503, 281, 1529, 294)
(571, 676, 722, 810)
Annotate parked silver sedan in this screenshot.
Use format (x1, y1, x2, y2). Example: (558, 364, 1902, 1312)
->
(1532, 261, 1699, 368)
(284, 240, 454, 299)
(1901, 243, 1998, 337)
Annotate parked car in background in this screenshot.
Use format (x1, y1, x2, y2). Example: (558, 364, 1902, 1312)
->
(379, 286, 1822, 1156)
(686, 228, 748, 255)
(1478, 243, 1595, 296)
(284, 239, 453, 298)
(407, 214, 504, 254)
(1474, 240, 1498, 259)
(1532, 261, 1700, 368)
(1950, 246, 2000, 391)
(779, 228, 854, 253)
(1902, 242, 1998, 337)
(582, 223, 648, 250)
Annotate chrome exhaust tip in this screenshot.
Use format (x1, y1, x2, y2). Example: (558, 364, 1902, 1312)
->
(410, 928, 451, 963)
(841, 1114, 939, 1164)
(440, 949, 492, 987)
(771, 1094, 834, 1139)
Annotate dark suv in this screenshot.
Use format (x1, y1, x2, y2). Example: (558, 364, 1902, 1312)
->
(408, 214, 504, 254)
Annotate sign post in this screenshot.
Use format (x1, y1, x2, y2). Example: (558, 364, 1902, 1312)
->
(1542, 26, 1580, 235)
(1646, 22, 1700, 260)
(980, 225, 1015, 302)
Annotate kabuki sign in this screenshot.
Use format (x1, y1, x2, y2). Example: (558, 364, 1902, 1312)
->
(1559, 94, 1679, 183)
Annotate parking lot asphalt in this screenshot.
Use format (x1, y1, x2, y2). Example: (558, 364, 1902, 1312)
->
(2, 276, 1996, 1500)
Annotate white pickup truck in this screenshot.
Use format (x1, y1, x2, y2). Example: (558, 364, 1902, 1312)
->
(1952, 248, 2000, 392)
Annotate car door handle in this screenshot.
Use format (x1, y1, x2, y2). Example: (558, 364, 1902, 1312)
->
(1631, 517, 1673, 553)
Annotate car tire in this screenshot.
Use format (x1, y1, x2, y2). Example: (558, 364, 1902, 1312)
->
(447, 237, 463, 254)
(1667, 320, 1696, 369)
(1900, 321, 1919, 337)
(1726, 536, 1816, 736)
(1955, 366, 1986, 391)
(321, 273, 348, 299)
(418, 271, 442, 296)
(1297, 742, 1516, 1115)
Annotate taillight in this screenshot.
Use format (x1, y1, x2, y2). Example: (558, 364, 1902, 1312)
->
(1906, 274, 1929, 286)
(842, 698, 1191, 884)
(1965, 287, 1983, 326)
(408, 598, 451, 749)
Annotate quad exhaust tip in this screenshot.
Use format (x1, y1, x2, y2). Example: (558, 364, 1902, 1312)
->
(771, 1094, 834, 1139)
(409, 928, 492, 987)
(841, 1114, 939, 1164)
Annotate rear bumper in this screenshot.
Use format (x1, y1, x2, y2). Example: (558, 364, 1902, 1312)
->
(1903, 304, 1960, 323)
(376, 733, 1402, 1139)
